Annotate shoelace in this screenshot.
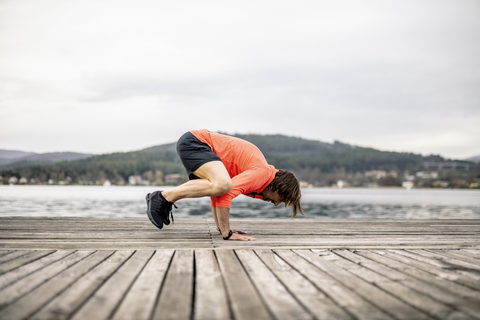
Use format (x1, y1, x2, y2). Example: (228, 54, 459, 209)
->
(170, 203, 178, 224)
(165, 202, 178, 224)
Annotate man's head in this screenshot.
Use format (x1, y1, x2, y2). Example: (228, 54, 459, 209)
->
(265, 170, 304, 218)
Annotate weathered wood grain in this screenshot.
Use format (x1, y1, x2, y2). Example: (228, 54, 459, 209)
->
(32, 250, 131, 320)
(71, 250, 152, 320)
(112, 250, 174, 320)
(0, 250, 113, 320)
(295, 249, 432, 320)
(216, 249, 272, 320)
(152, 250, 194, 320)
(0, 250, 92, 309)
(327, 249, 470, 320)
(0, 217, 479, 320)
(355, 250, 480, 319)
(236, 249, 313, 320)
(0, 250, 32, 264)
(275, 249, 394, 320)
(256, 249, 354, 320)
(0, 250, 73, 290)
(1, 217, 480, 249)
(193, 250, 230, 320)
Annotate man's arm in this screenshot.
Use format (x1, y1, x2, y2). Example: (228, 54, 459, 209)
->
(216, 206, 255, 241)
(211, 206, 247, 235)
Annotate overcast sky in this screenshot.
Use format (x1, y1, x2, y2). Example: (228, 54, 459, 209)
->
(1, 0, 479, 159)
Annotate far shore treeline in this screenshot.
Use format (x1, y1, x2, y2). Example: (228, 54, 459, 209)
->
(1, 134, 479, 188)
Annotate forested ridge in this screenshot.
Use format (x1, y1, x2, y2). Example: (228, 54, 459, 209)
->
(1, 133, 476, 187)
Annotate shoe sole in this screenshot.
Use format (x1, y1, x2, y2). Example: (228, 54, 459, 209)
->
(146, 193, 164, 229)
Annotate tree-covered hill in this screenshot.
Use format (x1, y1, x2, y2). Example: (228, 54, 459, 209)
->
(1, 133, 475, 187)
(231, 133, 436, 173)
(0, 150, 93, 169)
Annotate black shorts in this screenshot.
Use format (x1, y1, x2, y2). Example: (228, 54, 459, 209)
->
(176, 132, 222, 180)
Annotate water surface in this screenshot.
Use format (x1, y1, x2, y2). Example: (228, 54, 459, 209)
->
(1, 185, 479, 219)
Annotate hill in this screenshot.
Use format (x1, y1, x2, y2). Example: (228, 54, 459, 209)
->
(464, 155, 480, 163)
(0, 150, 37, 159)
(0, 150, 94, 170)
(1, 134, 477, 187)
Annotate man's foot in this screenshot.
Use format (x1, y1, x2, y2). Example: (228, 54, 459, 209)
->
(145, 191, 176, 229)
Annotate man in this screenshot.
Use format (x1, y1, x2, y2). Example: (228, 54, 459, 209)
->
(146, 129, 304, 241)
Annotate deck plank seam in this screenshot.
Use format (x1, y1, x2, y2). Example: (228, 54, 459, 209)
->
(327, 249, 441, 320)
(212, 249, 235, 320)
(0, 250, 78, 292)
(109, 250, 155, 320)
(149, 249, 176, 320)
(295, 248, 405, 320)
(27, 249, 104, 319)
(67, 250, 134, 320)
(335, 249, 472, 320)
(279, 249, 366, 320)
(191, 250, 197, 320)
(254, 249, 320, 320)
(307, 248, 406, 320)
(0, 249, 99, 319)
(0, 249, 76, 308)
(232, 249, 276, 320)
(352, 250, 480, 318)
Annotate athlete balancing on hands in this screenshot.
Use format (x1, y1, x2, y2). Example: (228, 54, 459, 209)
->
(146, 129, 304, 241)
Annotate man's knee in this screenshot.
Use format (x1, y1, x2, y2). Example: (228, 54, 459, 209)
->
(211, 179, 232, 197)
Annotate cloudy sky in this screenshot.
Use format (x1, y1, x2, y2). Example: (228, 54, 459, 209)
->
(1, 0, 479, 159)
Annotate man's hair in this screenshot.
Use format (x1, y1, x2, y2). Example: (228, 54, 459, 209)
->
(267, 170, 305, 218)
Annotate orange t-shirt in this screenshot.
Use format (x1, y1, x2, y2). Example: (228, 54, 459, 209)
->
(190, 129, 278, 208)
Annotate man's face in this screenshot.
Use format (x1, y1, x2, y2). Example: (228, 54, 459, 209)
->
(262, 189, 283, 206)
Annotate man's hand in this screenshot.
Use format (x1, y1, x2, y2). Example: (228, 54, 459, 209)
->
(229, 232, 256, 241)
(216, 206, 255, 240)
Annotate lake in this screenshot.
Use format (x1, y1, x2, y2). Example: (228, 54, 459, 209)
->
(0, 185, 479, 219)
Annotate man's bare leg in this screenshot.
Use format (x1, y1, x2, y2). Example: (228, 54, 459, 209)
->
(162, 161, 232, 203)
(161, 161, 254, 241)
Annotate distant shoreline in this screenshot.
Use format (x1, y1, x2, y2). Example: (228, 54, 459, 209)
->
(1, 184, 479, 191)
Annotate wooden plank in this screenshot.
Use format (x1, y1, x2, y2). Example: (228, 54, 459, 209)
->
(1, 218, 480, 320)
(415, 249, 480, 271)
(71, 250, 152, 320)
(295, 249, 431, 320)
(256, 249, 354, 320)
(355, 250, 480, 319)
(275, 250, 393, 320)
(0, 250, 73, 290)
(0, 250, 32, 264)
(236, 249, 313, 320)
(459, 249, 480, 258)
(378, 250, 480, 302)
(0, 250, 113, 320)
(32, 250, 132, 320)
(112, 250, 174, 320)
(193, 250, 230, 320)
(0, 251, 14, 258)
(330, 249, 470, 320)
(216, 249, 272, 320)
(0, 250, 56, 275)
(0, 241, 215, 250)
(439, 250, 480, 264)
(0, 250, 92, 309)
(152, 250, 194, 320)
(1, 217, 480, 250)
(389, 250, 480, 290)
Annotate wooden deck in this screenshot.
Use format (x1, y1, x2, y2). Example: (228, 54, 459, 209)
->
(0, 217, 479, 320)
